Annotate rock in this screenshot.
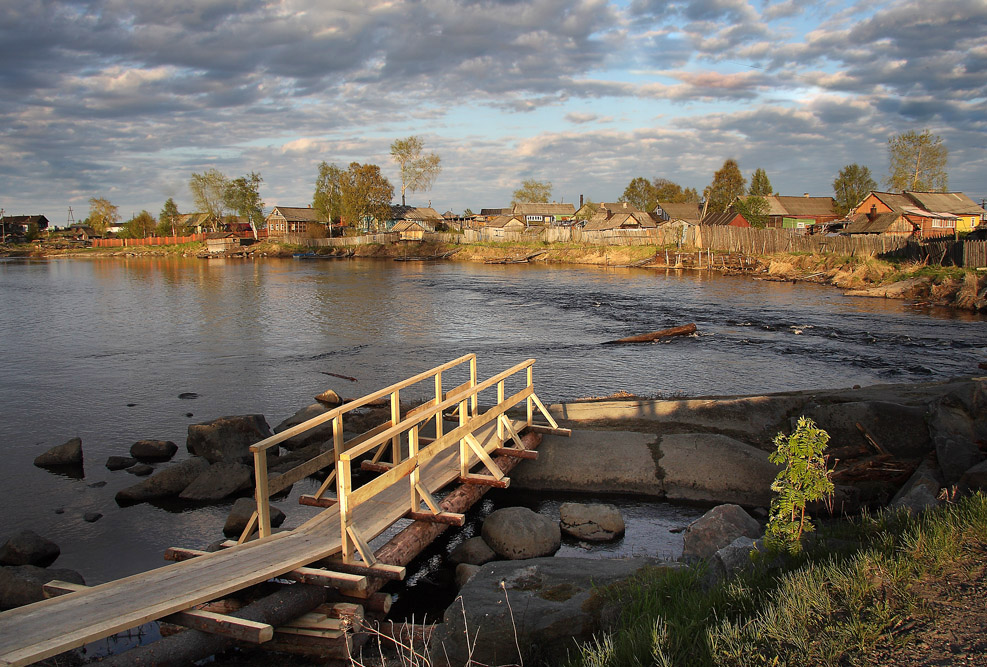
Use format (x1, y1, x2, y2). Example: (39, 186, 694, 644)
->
(33, 437, 83, 467)
(711, 536, 761, 581)
(681, 504, 761, 562)
(935, 434, 984, 485)
(224, 497, 285, 537)
(187, 415, 273, 463)
(273, 403, 335, 451)
(130, 440, 178, 462)
(115, 457, 211, 505)
(890, 460, 943, 515)
(481, 507, 560, 560)
(127, 463, 154, 476)
(179, 462, 253, 501)
(430, 557, 681, 667)
(658, 433, 780, 506)
(959, 460, 987, 494)
(800, 401, 932, 457)
(449, 537, 497, 566)
(315, 389, 342, 406)
(84, 512, 102, 523)
(0, 565, 85, 610)
(106, 456, 137, 471)
(843, 277, 931, 299)
(88, 481, 106, 488)
(454, 563, 480, 589)
(0, 531, 60, 567)
(559, 503, 625, 542)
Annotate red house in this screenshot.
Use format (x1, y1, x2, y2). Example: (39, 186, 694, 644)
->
(701, 207, 751, 228)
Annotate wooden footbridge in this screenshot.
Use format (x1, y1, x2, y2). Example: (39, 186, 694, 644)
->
(0, 355, 566, 666)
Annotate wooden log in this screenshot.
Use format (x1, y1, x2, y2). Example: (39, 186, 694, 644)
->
(492, 447, 538, 460)
(299, 494, 338, 508)
(97, 583, 327, 667)
(855, 422, 889, 455)
(324, 589, 392, 615)
(363, 431, 542, 595)
(280, 566, 368, 592)
(406, 510, 466, 526)
(459, 474, 510, 488)
(603, 323, 697, 345)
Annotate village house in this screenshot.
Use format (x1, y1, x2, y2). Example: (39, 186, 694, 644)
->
(204, 231, 240, 253)
(655, 202, 702, 225)
(1, 214, 49, 239)
(583, 202, 657, 231)
(904, 192, 987, 233)
(391, 219, 428, 241)
(701, 207, 751, 228)
(842, 211, 915, 237)
(849, 192, 959, 239)
(387, 205, 444, 232)
(68, 224, 98, 241)
(512, 202, 576, 225)
(763, 195, 838, 231)
(484, 214, 527, 238)
(265, 206, 328, 238)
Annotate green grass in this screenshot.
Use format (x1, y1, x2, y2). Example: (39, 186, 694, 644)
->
(567, 494, 987, 667)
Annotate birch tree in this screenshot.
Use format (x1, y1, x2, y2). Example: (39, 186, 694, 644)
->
(390, 136, 441, 206)
(886, 129, 948, 192)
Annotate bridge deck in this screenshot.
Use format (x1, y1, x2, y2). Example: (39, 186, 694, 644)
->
(0, 418, 515, 667)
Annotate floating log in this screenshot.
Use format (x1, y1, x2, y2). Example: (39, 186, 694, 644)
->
(603, 323, 697, 345)
(321, 371, 358, 382)
(98, 583, 326, 667)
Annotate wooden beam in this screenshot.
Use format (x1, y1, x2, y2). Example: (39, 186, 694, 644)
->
(280, 567, 368, 593)
(526, 423, 572, 437)
(298, 495, 337, 508)
(459, 474, 510, 488)
(493, 447, 538, 460)
(163, 547, 209, 563)
(464, 433, 505, 480)
(42, 581, 87, 598)
(320, 560, 406, 581)
(360, 461, 392, 473)
(406, 511, 465, 526)
(163, 609, 274, 644)
(345, 525, 377, 567)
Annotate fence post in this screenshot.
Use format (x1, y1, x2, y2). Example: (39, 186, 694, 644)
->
(253, 449, 271, 538)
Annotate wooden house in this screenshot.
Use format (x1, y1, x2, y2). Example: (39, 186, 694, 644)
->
(484, 214, 527, 237)
(701, 208, 751, 228)
(1, 214, 49, 237)
(265, 206, 327, 238)
(583, 204, 657, 231)
(387, 206, 444, 232)
(763, 195, 838, 231)
(391, 220, 427, 241)
(655, 202, 702, 225)
(512, 203, 576, 225)
(68, 225, 98, 241)
(904, 192, 987, 233)
(851, 192, 952, 239)
(843, 211, 915, 237)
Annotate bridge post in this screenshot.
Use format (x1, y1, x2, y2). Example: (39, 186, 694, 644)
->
(408, 426, 420, 512)
(526, 365, 534, 425)
(338, 456, 352, 562)
(434, 372, 443, 439)
(469, 357, 478, 416)
(253, 449, 272, 538)
(390, 389, 401, 465)
(497, 380, 505, 442)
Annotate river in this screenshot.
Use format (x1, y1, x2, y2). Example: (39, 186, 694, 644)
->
(0, 256, 984, 590)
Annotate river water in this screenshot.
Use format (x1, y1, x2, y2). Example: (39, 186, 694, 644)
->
(0, 256, 984, 591)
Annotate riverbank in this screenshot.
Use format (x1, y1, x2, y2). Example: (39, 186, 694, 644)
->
(6, 236, 986, 312)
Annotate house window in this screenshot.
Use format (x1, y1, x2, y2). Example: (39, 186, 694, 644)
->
(525, 215, 543, 222)
(931, 218, 954, 229)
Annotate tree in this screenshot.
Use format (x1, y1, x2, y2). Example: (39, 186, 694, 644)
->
(511, 179, 552, 206)
(313, 162, 345, 226)
(189, 169, 228, 230)
(654, 178, 700, 204)
(734, 196, 769, 228)
(224, 172, 264, 239)
(620, 177, 657, 211)
(121, 210, 156, 238)
(158, 197, 180, 236)
(766, 417, 834, 555)
(390, 136, 442, 206)
(87, 196, 119, 235)
(832, 164, 877, 217)
(339, 162, 394, 232)
(704, 159, 746, 213)
(886, 129, 948, 193)
(749, 168, 773, 196)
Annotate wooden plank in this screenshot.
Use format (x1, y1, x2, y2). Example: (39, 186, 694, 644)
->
(299, 495, 338, 508)
(274, 626, 344, 640)
(42, 581, 87, 598)
(346, 456, 417, 510)
(163, 547, 209, 562)
(493, 447, 538, 460)
(320, 560, 406, 582)
(460, 474, 510, 488)
(163, 609, 274, 644)
(280, 566, 368, 592)
(269, 449, 336, 495)
(530, 392, 559, 429)
(345, 525, 377, 567)
(465, 433, 505, 480)
(281, 613, 345, 631)
(526, 423, 572, 436)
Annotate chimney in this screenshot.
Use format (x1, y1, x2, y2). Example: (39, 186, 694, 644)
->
(580, 194, 584, 207)
(803, 193, 810, 198)
(622, 202, 628, 209)
(868, 204, 877, 221)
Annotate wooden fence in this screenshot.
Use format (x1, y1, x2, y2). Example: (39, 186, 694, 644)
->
(93, 233, 206, 247)
(880, 239, 987, 269)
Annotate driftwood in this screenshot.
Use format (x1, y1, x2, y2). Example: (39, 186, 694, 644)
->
(322, 371, 358, 382)
(98, 583, 326, 667)
(855, 422, 888, 455)
(603, 323, 697, 345)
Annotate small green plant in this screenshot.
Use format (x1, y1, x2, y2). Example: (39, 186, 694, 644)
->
(766, 416, 834, 554)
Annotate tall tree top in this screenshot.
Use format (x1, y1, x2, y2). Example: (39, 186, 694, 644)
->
(886, 129, 948, 193)
(390, 136, 442, 206)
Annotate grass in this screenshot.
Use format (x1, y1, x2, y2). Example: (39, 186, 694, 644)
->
(567, 493, 987, 667)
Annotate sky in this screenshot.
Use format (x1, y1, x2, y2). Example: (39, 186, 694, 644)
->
(1, 0, 986, 223)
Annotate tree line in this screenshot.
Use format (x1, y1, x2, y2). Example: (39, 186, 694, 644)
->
(79, 128, 949, 237)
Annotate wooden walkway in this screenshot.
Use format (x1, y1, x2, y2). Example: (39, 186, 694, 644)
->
(0, 355, 559, 666)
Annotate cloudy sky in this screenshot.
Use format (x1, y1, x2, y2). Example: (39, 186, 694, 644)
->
(2, 0, 986, 222)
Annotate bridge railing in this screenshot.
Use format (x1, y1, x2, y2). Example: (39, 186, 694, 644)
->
(334, 357, 559, 566)
(246, 354, 479, 541)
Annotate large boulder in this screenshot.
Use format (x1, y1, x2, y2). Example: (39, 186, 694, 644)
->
(799, 401, 932, 457)
(130, 439, 178, 462)
(273, 403, 335, 451)
(223, 497, 285, 537)
(430, 557, 681, 666)
(449, 536, 497, 566)
(115, 457, 211, 505)
(929, 398, 984, 483)
(33, 437, 83, 467)
(0, 565, 85, 610)
(959, 460, 987, 494)
(179, 462, 253, 501)
(658, 433, 779, 506)
(187, 415, 273, 463)
(105, 456, 137, 471)
(711, 536, 762, 581)
(681, 504, 761, 562)
(559, 503, 625, 542)
(481, 507, 560, 560)
(0, 531, 60, 567)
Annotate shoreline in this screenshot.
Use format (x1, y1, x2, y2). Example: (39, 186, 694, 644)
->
(5, 236, 986, 313)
